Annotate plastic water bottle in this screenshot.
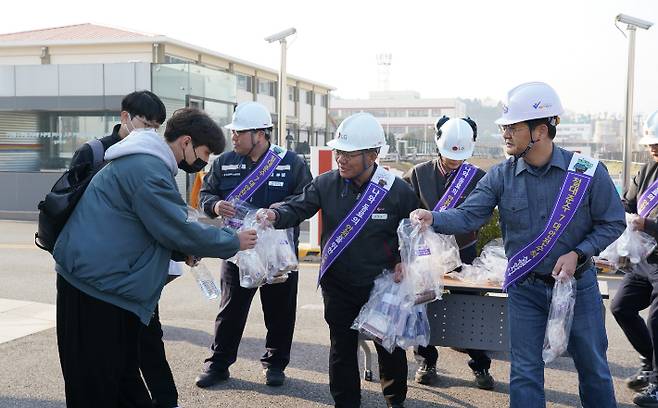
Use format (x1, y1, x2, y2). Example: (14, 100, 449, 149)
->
(190, 262, 220, 300)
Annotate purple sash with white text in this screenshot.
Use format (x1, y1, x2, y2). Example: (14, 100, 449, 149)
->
(318, 167, 396, 285)
(433, 162, 479, 212)
(503, 153, 599, 290)
(226, 144, 287, 202)
(637, 179, 658, 218)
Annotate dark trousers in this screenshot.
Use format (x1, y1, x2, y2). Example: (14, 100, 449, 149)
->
(611, 262, 658, 373)
(56, 274, 152, 408)
(140, 305, 178, 408)
(415, 344, 491, 371)
(322, 276, 407, 407)
(204, 262, 298, 372)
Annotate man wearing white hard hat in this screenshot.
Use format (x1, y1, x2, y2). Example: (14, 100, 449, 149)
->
(260, 112, 419, 407)
(403, 116, 494, 389)
(411, 82, 624, 407)
(195, 101, 312, 388)
(612, 110, 658, 407)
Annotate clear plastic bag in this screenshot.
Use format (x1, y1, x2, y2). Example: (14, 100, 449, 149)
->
(597, 214, 657, 267)
(451, 238, 507, 285)
(397, 219, 460, 304)
(224, 198, 256, 230)
(352, 271, 411, 352)
(542, 275, 577, 363)
(351, 270, 431, 352)
(235, 211, 297, 288)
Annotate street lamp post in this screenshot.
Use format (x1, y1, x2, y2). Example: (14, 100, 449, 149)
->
(265, 28, 296, 147)
(616, 14, 653, 191)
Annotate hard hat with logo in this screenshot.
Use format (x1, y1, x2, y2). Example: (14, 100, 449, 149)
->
(495, 81, 564, 125)
(639, 110, 658, 145)
(435, 117, 477, 160)
(225, 101, 273, 131)
(327, 112, 388, 153)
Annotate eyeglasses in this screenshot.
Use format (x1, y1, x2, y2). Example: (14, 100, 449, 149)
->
(132, 115, 161, 130)
(333, 150, 364, 160)
(499, 124, 526, 136)
(231, 129, 256, 136)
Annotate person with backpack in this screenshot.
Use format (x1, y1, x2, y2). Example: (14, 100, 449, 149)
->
(403, 116, 494, 389)
(53, 107, 257, 408)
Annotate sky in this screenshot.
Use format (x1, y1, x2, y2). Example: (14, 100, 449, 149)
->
(1, 0, 657, 116)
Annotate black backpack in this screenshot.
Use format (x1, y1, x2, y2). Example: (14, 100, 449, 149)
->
(35, 139, 106, 253)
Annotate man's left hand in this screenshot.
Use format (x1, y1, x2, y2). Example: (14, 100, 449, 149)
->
(631, 216, 646, 232)
(552, 251, 579, 279)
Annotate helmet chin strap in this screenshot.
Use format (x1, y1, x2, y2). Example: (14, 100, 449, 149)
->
(514, 132, 535, 163)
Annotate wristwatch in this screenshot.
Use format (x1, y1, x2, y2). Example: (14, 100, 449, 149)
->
(573, 248, 587, 265)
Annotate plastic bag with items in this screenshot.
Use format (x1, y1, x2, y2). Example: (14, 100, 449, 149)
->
(224, 198, 257, 230)
(598, 214, 657, 268)
(351, 271, 431, 353)
(235, 211, 298, 288)
(542, 275, 577, 364)
(397, 219, 461, 305)
(451, 238, 507, 285)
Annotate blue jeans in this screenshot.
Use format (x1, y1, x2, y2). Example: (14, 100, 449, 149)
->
(507, 267, 616, 408)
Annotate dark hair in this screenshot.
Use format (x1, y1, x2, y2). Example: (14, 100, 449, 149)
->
(435, 115, 478, 142)
(526, 117, 557, 139)
(164, 108, 225, 154)
(121, 90, 166, 125)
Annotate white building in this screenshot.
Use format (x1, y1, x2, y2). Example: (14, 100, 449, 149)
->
(0, 23, 333, 217)
(330, 90, 465, 154)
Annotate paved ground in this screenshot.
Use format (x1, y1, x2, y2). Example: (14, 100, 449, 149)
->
(0, 219, 644, 407)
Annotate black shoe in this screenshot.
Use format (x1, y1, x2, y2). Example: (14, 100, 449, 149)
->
(628, 368, 653, 391)
(414, 364, 438, 385)
(634, 383, 658, 407)
(263, 368, 285, 386)
(195, 368, 230, 388)
(473, 368, 495, 390)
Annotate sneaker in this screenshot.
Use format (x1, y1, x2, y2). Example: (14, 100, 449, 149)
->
(194, 368, 230, 388)
(263, 368, 286, 386)
(414, 364, 438, 385)
(634, 383, 658, 407)
(473, 369, 495, 390)
(628, 368, 653, 391)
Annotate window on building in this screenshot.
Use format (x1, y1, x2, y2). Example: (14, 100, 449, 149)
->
(288, 86, 297, 102)
(408, 108, 429, 117)
(431, 108, 445, 117)
(306, 91, 313, 105)
(237, 74, 253, 92)
(322, 94, 328, 108)
(258, 79, 276, 97)
(387, 109, 406, 118)
(315, 93, 328, 107)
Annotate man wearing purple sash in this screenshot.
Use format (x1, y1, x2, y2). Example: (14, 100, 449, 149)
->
(403, 116, 494, 389)
(195, 102, 312, 388)
(611, 110, 658, 407)
(412, 82, 624, 407)
(261, 113, 419, 408)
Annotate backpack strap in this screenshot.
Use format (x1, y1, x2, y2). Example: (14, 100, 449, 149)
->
(87, 139, 105, 167)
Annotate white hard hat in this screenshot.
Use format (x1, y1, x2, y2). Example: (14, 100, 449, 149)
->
(495, 81, 564, 125)
(436, 118, 475, 160)
(327, 112, 389, 153)
(639, 110, 658, 145)
(225, 101, 273, 131)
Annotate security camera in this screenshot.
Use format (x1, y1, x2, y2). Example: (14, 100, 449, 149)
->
(616, 14, 653, 30)
(265, 28, 297, 43)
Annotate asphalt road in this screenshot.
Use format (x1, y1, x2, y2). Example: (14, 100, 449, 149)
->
(0, 220, 642, 407)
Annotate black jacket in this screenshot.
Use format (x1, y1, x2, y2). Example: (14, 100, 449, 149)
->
(69, 123, 121, 170)
(623, 161, 658, 263)
(274, 165, 420, 287)
(403, 159, 486, 249)
(200, 145, 312, 250)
